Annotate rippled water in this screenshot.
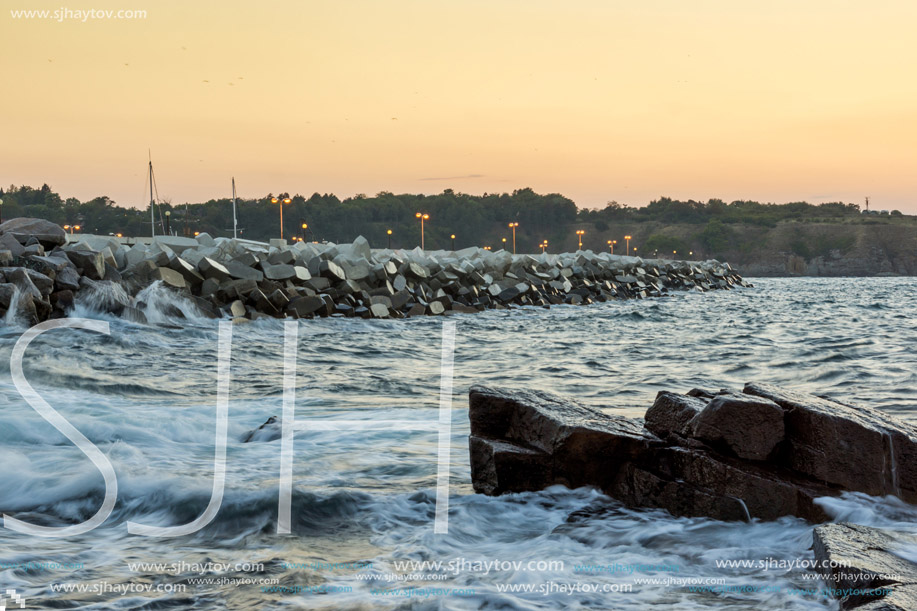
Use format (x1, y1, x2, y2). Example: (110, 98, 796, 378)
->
(1, 278, 916, 609)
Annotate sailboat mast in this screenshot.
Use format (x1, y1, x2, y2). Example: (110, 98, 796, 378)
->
(149, 158, 155, 238)
(232, 177, 238, 238)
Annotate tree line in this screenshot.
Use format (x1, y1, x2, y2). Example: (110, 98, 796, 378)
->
(0, 184, 908, 257)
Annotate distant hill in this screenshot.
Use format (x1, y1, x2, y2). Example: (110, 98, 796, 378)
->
(2, 184, 915, 275)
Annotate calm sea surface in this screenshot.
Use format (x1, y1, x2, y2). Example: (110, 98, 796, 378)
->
(1, 277, 916, 609)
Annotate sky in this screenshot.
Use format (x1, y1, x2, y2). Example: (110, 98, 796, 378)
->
(2, 0, 916, 212)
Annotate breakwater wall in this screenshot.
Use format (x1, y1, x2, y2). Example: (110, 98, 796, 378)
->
(0, 217, 750, 325)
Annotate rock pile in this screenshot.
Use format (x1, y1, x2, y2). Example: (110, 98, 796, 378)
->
(0, 217, 750, 325)
(468, 382, 917, 522)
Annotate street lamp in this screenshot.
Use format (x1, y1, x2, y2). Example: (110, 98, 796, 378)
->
(607, 239, 617, 254)
(507, 222, 519, 254)
(164, 210, 171, 236)
(483, 246, 492, 250)
(576, 229, 585, 249)
(451, 234, 456, 250)
(0, 198, 3, 224)
(386, 229, 393, 248)
(624, 235, 632, 256)
(301, 222, 308, 241)
(270, 196, 292, 240)
(501, 237, 507, 250)
(415, 212, 430, 249)
(540, 240, 548, 253)
(673, 250, 677, 259)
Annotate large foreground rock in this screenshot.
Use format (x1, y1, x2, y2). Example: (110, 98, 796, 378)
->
(469, 383, 917, 522)
(813, 523, 917, 610)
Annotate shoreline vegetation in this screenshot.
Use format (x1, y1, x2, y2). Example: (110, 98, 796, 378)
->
(2, 184, 915, 277)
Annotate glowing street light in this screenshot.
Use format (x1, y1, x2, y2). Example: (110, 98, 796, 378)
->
(164, 210, 171, 236)
(607, 239, 617, 254)
(483, 246, 492, 250)
(415, 212, 430, 249)
(624, 235, 632, 256)
(501, 237, 507, 250)
(387, 229, 393, 248)
(301, 222, 308, 241)
(270, 195, 293, 240)
(507, 222, 519, 254)
(540, 240, 548, 253)
(451, 234, 456, 250)
(576, 229, 585, 249)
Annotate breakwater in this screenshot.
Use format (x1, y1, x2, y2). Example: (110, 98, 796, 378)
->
(0, 217, 749, 325)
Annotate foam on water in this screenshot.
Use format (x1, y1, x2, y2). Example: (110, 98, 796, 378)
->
(1, 277, 915, 608)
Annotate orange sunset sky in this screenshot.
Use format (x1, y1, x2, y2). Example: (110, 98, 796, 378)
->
(2, 0, 916, 212)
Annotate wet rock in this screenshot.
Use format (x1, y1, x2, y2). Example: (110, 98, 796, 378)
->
(644, 392, 705, 439)
(152, 266, 188, 291)
(66, 249, 106, 280)
(468, 383, 914, 522)
(744, 382, 917, 501)
(241, 416, 282, 443)
(813, 523, 917, 610)
(0, 283, 17, 310)
(687, 393, 784, 461)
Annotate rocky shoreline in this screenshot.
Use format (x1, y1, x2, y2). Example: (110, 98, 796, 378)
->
(0, 217, 750, 325)
(469, 383, 917, 608)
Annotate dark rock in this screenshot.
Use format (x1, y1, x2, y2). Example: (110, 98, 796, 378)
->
(0, 217, 67, 247)
(813, 523, 917, 610)
(241, 416, 282, 442)
(287, 295, 326, 318)
(744, 382, 917, 501)
(467, 383, 912, 522)
(644, 391, 705, 439)
(66, 249, 106, 280)
(687, 392, 785, 461)
(223, 259, 264, 282)
(0, 283, 17, 309)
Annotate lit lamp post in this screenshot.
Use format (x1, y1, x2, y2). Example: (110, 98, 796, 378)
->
(164, 210, 171, 236)
(270, 196, 292, 240)
(501, 237, 507, 250)
(483, 246, 492, 251)
(301, 222, 308, 241)
(63, 224, 81, 235)
(415, 212, 429, 249)
(387, 229, 393, 248)
(451, 234, 456, 250)
(540, 240, 548, 253)
(607, 239, 617, 254)
(576, 229, 585, 249)
(625, 235, 632, 256)
(507, 222, 519, 254)
(673, 250, 677, 259)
